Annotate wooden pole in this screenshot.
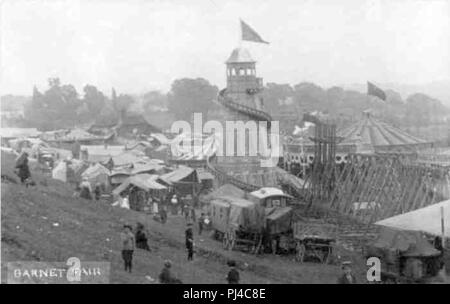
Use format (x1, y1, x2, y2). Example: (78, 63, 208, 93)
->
(441, 206, 445, 248)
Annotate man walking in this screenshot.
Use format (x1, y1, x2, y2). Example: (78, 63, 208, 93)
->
(185, 223, 194, 261)
(121, 224, 135, 273)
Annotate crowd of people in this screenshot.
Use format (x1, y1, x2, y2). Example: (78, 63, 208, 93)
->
(119, 220, 241, 284)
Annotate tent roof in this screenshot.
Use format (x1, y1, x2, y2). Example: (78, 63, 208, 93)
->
(112, 153, 147, 167)
(375, 199, 450, 237)
(371, 228, 440, 257)
(159, 165, 197, 183)
(81, 163, 110, 178)
(213, 196, 255, 208)
(250, 187, 292, 200)
(81, 145, 125, 156)
(0, 128, 41, 138)
(113, 173, 166, 195)
(59, 129, 102, 141)
(338, 113, 429, 148)
(203, 184, 247, 203)
(110, 163, 164, 177)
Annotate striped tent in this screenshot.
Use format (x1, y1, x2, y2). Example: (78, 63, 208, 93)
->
(338, 113, 431, 152)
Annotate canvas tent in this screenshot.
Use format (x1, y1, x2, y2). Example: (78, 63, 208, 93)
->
(110, 163, 165, 185)
(113, 174, 167, 196)
(159, 165, 198, 184)
(81, 163, 110, 189)
(52, 161, 68, 182)
(202, 184, 246, 204)
(368, 228, 440, 257)
(375, 199, 450, 237)
(80, 145, 125, 163)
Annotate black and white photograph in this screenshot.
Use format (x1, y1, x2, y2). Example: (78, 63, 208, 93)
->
(0, 0, 449, 288)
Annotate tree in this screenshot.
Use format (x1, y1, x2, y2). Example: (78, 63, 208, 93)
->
(142, 90, 167, 111)
(83, 84, 106, 118)
(113, 94, 135, 112)
(24, 78, 82, 130)
(167, 78, 218, 120)
(262, 83, 294, 114)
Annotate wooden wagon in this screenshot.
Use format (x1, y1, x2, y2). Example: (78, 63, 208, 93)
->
(293, 220, 337, 264)
(209, 196, 265, 253)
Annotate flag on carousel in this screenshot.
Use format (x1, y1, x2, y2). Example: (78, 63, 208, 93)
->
(240, 19, 269, 44)
(367, 81, 386, 101)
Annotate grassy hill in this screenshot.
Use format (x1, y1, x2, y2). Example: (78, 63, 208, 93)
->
(1, 152, 366, 284)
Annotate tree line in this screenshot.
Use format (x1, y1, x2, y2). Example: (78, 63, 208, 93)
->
(7, 77, 449, 132)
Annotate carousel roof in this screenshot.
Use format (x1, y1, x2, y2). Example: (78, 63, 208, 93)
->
(338, 113, 429, 148)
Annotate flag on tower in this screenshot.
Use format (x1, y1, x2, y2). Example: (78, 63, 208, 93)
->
(367, 81, 386, 101)
(240, 19, 269, 44)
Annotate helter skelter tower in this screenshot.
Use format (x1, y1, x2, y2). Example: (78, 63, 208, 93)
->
(208, 46, 274, 175)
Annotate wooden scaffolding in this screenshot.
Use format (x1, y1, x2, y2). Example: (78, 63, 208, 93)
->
(327, 153, 450, 225)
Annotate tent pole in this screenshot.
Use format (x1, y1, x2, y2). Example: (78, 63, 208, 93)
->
(441, 206, 446, 276)
(441, 206, 445, 248)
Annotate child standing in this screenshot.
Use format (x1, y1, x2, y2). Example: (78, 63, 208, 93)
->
(121, 225, 135, 273)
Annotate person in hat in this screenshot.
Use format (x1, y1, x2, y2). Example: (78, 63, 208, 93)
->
(337, 261, 357, 284)
(159, 260, 182, 284)
(198, 212, 206, 235)
(185, 222, 194, 261)
(226, 260, 240, 284)
(135, 222, 150, 251)
(171, 194, 178, 215)
(94, 183, 102, 201)
(79, 177, 92, 200)
(15, 152, 31, 185)
(121, 224, 135, 273)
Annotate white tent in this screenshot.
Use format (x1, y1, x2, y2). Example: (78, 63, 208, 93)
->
(375, 199, 450, 237)
(52, 161, 67, 182)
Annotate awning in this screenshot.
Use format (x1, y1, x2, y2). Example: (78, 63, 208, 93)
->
(375, 199, 450, 237)
(159, 165, 198, 184)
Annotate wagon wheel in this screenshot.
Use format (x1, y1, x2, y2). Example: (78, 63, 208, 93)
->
(228, 229, 236, 251)
(222, 231, 229, 250)
(323, 246, 331, 264)
(295, 241, 306, 263)
(252, 234, 263, 254)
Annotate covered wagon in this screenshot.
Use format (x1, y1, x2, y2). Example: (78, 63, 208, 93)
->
(209, 196, 265, 253)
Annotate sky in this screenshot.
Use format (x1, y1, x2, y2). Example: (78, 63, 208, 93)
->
(1, 0, 449, 96)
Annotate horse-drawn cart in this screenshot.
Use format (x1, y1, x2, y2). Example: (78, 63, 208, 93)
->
(293, 220, 337, 264)
(210, 196, 265, 253)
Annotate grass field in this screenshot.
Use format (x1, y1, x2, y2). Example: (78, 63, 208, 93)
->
(1, 152, 367, 284)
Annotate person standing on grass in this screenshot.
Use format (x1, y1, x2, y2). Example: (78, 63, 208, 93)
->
(337, 261, 357, 284)
(121, 224, 135, 273)
(135, 222, 150, 251)
(15, 152, 31, 185)
(198, 213, 206, 235)
(226, 260, 240, 284)
(160, 204, 168, 224)
(185, 223, 194, 261)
